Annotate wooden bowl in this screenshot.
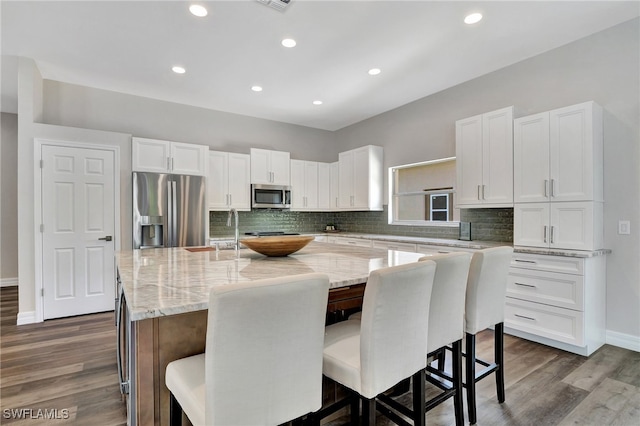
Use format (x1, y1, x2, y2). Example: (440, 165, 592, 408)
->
(241, 235, 314, 257)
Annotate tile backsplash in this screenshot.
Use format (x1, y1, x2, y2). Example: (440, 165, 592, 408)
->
(210, 207, 512, 242)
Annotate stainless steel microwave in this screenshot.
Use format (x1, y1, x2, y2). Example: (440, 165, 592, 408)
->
(251, 184, 292, 209)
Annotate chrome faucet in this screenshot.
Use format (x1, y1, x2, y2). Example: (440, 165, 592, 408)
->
(226, 208, 239, 251)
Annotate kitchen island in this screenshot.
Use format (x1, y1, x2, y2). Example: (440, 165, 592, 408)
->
(115, 241, 426, 426)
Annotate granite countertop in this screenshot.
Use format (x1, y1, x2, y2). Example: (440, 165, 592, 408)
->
(116, 242, 424, 321)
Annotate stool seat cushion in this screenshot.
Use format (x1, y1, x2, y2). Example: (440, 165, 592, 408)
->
(165, 354, 206, 426)
(323, 320, 362, 394)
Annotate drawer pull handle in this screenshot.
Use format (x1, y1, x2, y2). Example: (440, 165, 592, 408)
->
(514, 259, 536, 264)
(437, 250, 451, 254)
(515, 282, 536, 288)
(515, 314, 536, 321)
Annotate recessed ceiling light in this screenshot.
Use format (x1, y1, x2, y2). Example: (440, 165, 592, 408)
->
(281, 38, 297, 48)
(368, 68, 381, 76)
(172, 66, 186, 74)
(313, 100, 323, 105)
(464, 13, 483, 24)
(189, 4, 208, 17)
(251, 85, 263, 92)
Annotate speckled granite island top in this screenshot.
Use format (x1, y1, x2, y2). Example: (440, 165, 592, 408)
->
(115, 241, 425, 321)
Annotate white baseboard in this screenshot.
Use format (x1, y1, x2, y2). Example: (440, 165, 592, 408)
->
(606, 330, 640, 353)
(0, 277, 18, 287)
(16, 311, 37, 325)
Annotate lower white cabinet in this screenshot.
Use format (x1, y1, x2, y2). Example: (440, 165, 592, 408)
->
(514, 201, 603, 250)
(333, 237, 373, 248)
(505, 252, 606, 356)
(371, 240, 417, 252)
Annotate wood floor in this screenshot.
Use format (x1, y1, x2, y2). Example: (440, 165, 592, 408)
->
(1, 285, 638, 425)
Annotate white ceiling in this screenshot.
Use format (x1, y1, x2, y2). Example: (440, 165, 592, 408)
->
(2, 1, 638, 131)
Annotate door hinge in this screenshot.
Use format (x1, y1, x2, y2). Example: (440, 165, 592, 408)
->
(40, 160, 43, 169)
(40, 224, 44, 233)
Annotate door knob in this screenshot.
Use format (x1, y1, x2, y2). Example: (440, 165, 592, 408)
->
(99, 236, 113, 241)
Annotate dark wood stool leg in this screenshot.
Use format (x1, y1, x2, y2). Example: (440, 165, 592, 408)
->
(452, 339, 464, 426)
(465, 332, 478, 425)
(412, 369, 426, 426)
(495, 322, 506, 403)
(169, 392, 182, 426)
(362, 397, 376, 426)
(350, 392, 360, 425)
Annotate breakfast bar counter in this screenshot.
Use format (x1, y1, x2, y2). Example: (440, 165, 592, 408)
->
(115, 241, 425, 426)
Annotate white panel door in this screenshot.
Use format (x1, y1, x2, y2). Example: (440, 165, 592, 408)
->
(455, 115, 483, 206)
(208, 150, 230, 209)
(170, 142, 207, 176)
(550, 202, 595, 250)
(338, 151, 354, 208)
(514, 112, 550, 203)
(482, 106, 513, 205)
(290, 160, 306, 209)
(227, 153, 251, 209)
(304, 161, 319, 209)
(41, 145, 116, 319)
(318, 162, 331, 210)
(132, 137, 170, 173)
(513, 203, 549, 248)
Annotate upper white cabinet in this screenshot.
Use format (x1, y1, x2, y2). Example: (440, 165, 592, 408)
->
(338, 145, 383, 211)
(330, 162, 339, 210)
(250, 148, 290, 185)
(208, 150, 251, 211)
(514, 101, 603, 203)
(290, 160, 319, 211)
(132, 137, 208, 176)
(455, 106, 514, 208)
(318, 162, 332, 210)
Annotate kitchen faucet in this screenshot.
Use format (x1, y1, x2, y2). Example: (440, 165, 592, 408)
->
(227, 208, 239, 251)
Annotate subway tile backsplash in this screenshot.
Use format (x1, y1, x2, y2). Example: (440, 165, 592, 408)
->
(210, 207, 513, 242)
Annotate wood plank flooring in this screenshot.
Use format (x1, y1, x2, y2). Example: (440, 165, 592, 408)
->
(1, 285, 638, 425)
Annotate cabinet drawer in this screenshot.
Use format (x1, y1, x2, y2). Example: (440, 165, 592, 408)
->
(505, 298, 584, 346)
(508, 269, 584, 310)
(511, 252, 584, 274)
(372, 241, 417, 252)
(416, 244, 476, 255)
(334, 237, 372, 248)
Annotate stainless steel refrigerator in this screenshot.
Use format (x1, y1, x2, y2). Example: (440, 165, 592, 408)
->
(132, 172, 206, 249)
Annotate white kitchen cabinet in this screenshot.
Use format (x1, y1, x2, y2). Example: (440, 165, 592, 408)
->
(415, 244, 476, 255)
(290, 160, 319, 211)
(455, 106, 514, 208)
(514, 202, 603, 250)
(371, 240, 417, 252)
(505, 252, 606, 356)
(250, 148, 290, 185)
(514, 101, 603, 203)
(333, 237, 373, 248)
(132, 137, 208, 176)
(330, 162, 339, 210)
(208, 150, 251, 211)
(318, 162, 332, 210)
(338, 145, 383, 211)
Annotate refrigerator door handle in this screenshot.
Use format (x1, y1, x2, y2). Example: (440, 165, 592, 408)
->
(172, 181, 178, 247)
(167, 180, 173, 247)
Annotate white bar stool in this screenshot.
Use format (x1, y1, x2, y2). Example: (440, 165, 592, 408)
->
(320, 260, 437, 426)
(375, 252, 472, 426)
(464, 246, 513, 424)
(165, 273, 330, 426)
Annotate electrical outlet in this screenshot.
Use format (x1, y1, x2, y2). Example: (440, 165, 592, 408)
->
(618, 220, 630, 235)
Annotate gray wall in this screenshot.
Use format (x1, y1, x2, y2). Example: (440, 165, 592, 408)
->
(1, 112, 18, 281)
(336, 18, 640, 339)
(42, 82, 339, 163)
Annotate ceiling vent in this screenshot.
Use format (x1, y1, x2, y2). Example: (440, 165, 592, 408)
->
(256, 0, 291, 12)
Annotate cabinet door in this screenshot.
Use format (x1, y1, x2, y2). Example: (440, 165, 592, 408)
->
(550, 202, 597, 250)
(290, 160, 306, 209)
(132, 138, 170, 173)
(170, 142, 207, 176)
(352, 147, 372, 209)
(330, 162, 339, 210)
(208, 151, 229, 210)
(227, 153, 251, 210)
(270, 150, 291, 185)
(514, 203, 550, 248)
(318, 162, 331, 210)
(250, 148, 271, 184)
(338, 151, 354, 208)
(304, 161, 319, 210)
(482, 106, 513, 205)
(549, 102, 596, 201)
(455, 115, 483, 206)
(514, 112, 550, 203)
